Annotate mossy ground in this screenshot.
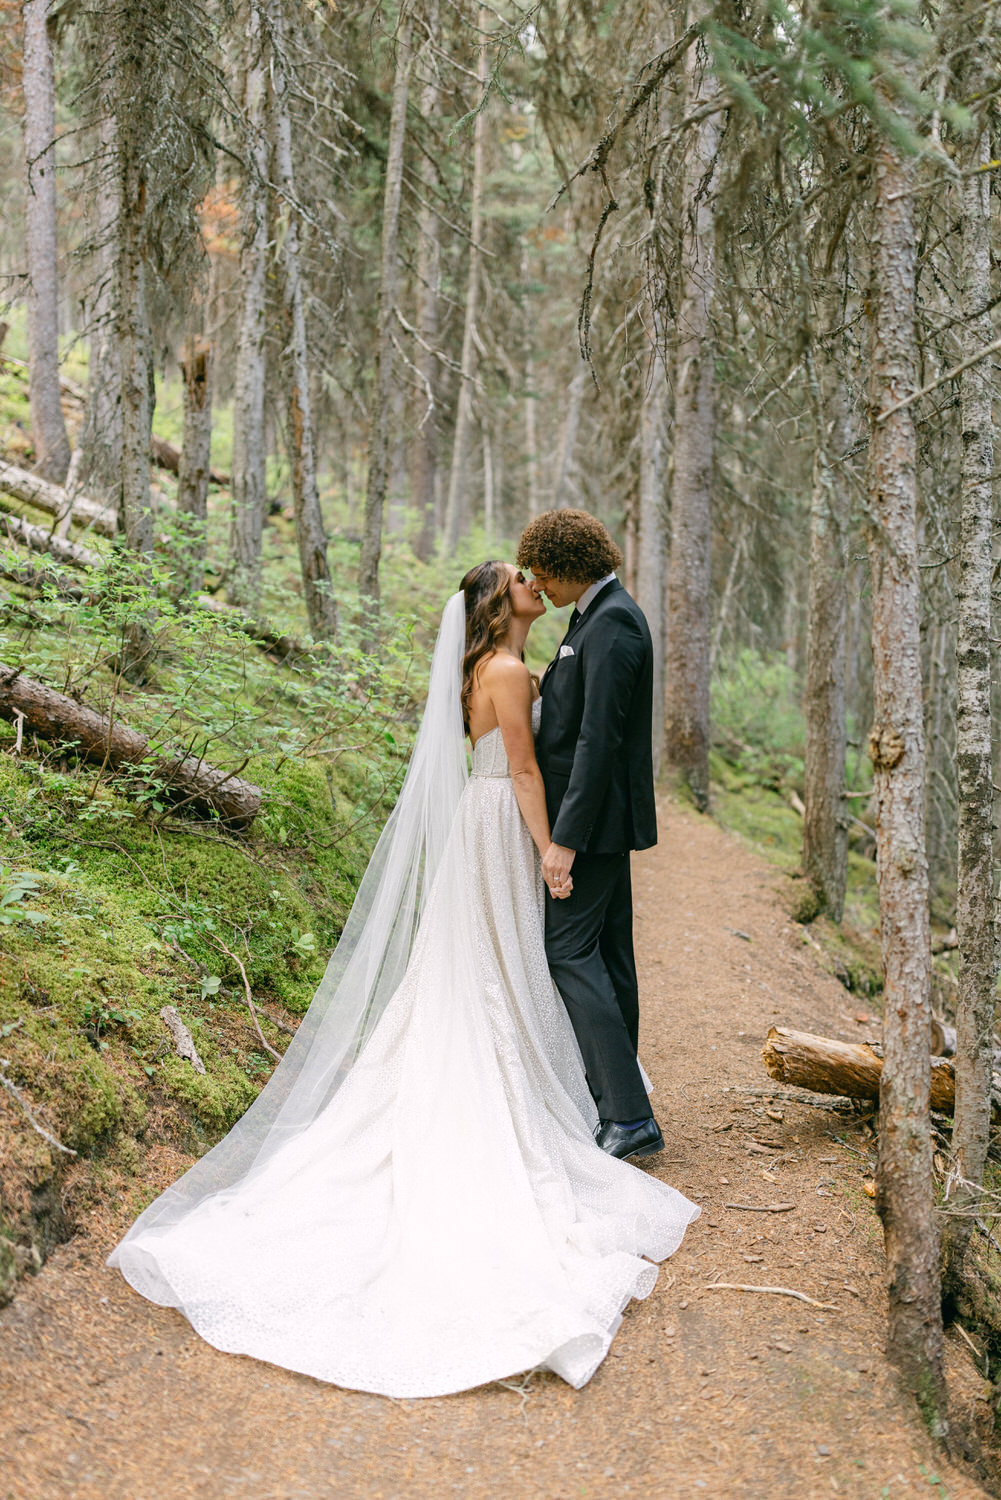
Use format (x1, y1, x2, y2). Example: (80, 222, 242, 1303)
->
(0, 337, 575, 1304)
(0, 710, 390, 1302)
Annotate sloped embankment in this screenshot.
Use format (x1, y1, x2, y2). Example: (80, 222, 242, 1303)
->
(0, 727, 386, 1304)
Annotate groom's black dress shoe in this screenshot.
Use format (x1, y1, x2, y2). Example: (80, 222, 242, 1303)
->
(596, 1117, 664, 1160)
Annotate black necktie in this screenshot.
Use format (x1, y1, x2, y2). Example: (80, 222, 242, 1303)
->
(568, 607, 581, 630)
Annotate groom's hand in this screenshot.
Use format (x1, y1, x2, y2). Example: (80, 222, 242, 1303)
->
(543, 842, 576, 897)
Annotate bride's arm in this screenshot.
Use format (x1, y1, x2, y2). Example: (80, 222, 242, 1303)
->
(480, 656, 556, 863)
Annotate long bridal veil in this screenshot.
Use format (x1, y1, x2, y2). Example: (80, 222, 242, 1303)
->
(110, 592, 468, 1251)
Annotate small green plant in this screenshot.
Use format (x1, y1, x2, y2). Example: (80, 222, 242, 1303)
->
(0, 871, 48, 926)
(918, 1464, 949, 1497)
(290, 929, 316, 958)
(711, 647, 805, 790)
(80, 1000, 141, 1049)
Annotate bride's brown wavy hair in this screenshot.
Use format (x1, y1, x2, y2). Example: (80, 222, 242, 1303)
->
(459, 560, 514, 733)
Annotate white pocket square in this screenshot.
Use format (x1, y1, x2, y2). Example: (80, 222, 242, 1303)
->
(559, 644, 575, 658)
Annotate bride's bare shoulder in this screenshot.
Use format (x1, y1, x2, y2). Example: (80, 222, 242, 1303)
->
(476, 652, 531, 685)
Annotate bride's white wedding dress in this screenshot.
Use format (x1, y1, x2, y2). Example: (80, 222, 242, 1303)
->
(109, 602, 698, 1398)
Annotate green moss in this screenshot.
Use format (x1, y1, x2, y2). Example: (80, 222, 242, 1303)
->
(0, 708, 389, 1300)
(708, 749, 885, 1001)
(160, 1054, 258, 1134)
(709, 751, 804, 871)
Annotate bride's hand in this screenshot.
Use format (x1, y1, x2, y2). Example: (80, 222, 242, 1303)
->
(548, 874, 573, 900)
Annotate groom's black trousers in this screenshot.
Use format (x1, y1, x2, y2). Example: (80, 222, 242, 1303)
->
(544, 852, 651, 1122)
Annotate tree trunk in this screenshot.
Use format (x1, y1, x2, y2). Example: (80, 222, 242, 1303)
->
(524, 350, 539, 516)
(521, 241, 539, 517)
(79, 112, 122, 503)
(22, 0, 70, 485)
(803, 326, 852, 921)
(551, 365, 587, 510)
(229, 0, 270, 618)
(113, 6, 157, 681)
(442, 10, 488, 551)
(267, 0, 337, 639)
(866, 104, 946, 1430)
(482, 420, 495, 545)
(945, 43, 997, 1265)
(663, 17, 719, 812)
(637, 346, 669, 776)
(411, 14, 441, 564)
(359, 14, 414, 602)
(175, 334, 214, 600)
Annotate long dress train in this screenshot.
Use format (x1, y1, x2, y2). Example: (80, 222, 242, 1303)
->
(110, 699, 699, 1397)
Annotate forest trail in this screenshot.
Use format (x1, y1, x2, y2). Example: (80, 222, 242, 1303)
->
(1, 797, 993, 1500)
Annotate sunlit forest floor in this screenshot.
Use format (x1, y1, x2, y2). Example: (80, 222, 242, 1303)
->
(3, 795, 997, 1500)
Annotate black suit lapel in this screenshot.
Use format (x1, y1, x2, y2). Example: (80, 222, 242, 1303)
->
(540, 581, 623, 692)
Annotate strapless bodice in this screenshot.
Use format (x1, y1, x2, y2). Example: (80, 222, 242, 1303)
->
(470, 697, 542, 778)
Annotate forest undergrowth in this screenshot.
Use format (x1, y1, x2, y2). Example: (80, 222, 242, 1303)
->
(0, 349, 576, 1304)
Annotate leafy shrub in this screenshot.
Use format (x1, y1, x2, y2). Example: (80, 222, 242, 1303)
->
(711, 647, 806, 790)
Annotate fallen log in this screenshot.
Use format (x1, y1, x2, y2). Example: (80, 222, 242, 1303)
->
(930, 1018, 957, 1058)
(151, 433, 229, 488)
(0, 509, 102, 570)
(0, 459, 117, 537)
(761, 1025, 960, 1112)
(0, 667, 262, 829)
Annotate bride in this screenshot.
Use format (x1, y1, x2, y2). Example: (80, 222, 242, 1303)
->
(108, 561, 699, 1398)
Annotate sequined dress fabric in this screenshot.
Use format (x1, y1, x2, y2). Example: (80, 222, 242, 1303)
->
(111, 699, 699, 1397)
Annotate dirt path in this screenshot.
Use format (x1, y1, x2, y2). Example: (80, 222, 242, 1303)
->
(1, 797, 993, 1500)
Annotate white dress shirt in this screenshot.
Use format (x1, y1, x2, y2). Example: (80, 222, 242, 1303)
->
(576, 572, 616, 617)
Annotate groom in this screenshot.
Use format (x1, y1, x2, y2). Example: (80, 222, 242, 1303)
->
(517, 510, 662, 1162)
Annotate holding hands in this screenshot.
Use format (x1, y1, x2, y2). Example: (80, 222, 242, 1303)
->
(543, 842, 576, 901)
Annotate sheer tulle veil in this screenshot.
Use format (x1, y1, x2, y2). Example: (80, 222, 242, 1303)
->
(109, 592, 468, 1251)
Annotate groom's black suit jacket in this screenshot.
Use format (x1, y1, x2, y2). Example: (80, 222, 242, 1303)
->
(536, 579, 657, 855)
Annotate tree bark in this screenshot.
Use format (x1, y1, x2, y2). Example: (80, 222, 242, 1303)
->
(663, 17, 719, 812)
(359, 14, 414, 602)
(112, 4, 157, 681)
(637, 345, 669, 776)
(945, 35, 997, 1265)
(22, 0, 71, 485)
(175, 334, 214, 600)
(551, 365, 587, 510)
(0, 667, 262, 827)
(267, 0, 337, 639)
(803, 321, 852, 921)
(521, 242, 539, 517)
(866, 101, 946, 1429)
(79, 112, 122, 503)
(442, 11, 488, 551)
(229, 0, 270, 618)
(411, 12, 441, 564)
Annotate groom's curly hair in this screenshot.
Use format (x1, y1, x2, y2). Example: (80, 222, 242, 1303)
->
(516, 509, 623, 583)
